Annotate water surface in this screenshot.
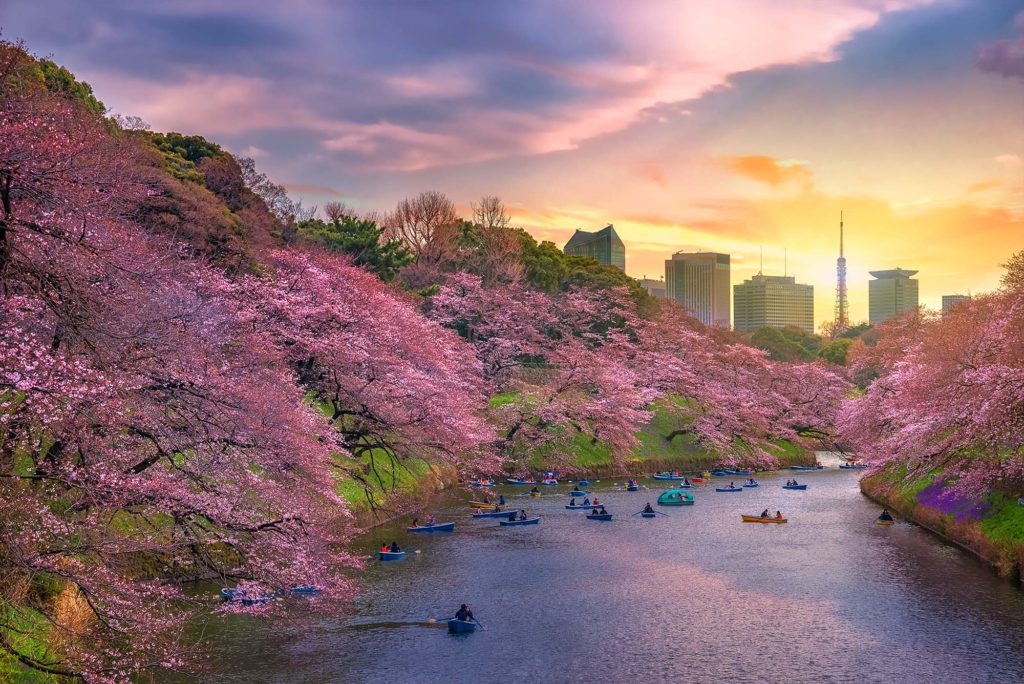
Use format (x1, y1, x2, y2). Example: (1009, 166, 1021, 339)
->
(184, 471, 1024, 683)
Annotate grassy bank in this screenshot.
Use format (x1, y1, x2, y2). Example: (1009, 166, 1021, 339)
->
(861, 468, 1024, 582)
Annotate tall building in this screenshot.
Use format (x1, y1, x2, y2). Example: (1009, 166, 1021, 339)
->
(834, 212, 849, 333)
(868, 268, 919, 324)
(638, 277, 666, 299)
(942, 294, 970, 317)
(563, 224, 625, 270)
(734, 274, 814, 333)
(665, 252, 730, 327)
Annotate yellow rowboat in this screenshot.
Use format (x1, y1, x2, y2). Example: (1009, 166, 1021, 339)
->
(876, 519, 894, 526)
(754, 471, 775, 476)
(468, 502, 506, 509)
(741, 515, 788, 524)
(700, 472, 712, 479)
(530, 492, 541, 497)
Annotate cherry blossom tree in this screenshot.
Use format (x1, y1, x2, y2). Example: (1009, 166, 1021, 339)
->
(839, 258, 1024, 496)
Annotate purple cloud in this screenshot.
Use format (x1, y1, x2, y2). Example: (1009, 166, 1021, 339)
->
(976, 12, 1024, 81)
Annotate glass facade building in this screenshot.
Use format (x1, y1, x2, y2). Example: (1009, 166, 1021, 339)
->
(563, 224, 625, 270)
(941, 294, 970, 317)
(665, 252, 731, 327)
(733, 274, 814, 333)
(868, 268, 919, 325)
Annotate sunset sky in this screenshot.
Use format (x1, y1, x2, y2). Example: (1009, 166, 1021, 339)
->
(7, 0, 1023, 327)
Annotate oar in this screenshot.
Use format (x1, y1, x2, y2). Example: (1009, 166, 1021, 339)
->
(472, 617, 486, 630)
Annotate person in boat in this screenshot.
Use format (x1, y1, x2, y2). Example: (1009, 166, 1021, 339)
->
(493, 504, 501, 512)
(570, 497, 576, 506)
(518, 510, 528, 521)
(684, 477, 691, 486)
(582, 498, 591, 506)
(643, 502, 654, 513)
(411, 517, 419, 528)
(598, 505, 608, 515)
(775, 511, 783, 519)
(508, 511, 517, 521)
(761, 509, 769, 518)
(530, 486, 540, 494)
(454, 604, 474, 622)
(499, 495, 506, 505)
(729, 481, 736, 489)
(482, 491, 491, 503)
(389, 541, 401, 552)
(381, 543, 389, 552)
(792, 480, 798, 486)
(592, 497, 600, 506)
(878, 509, 894, 522)
(591, 507, 599, 515)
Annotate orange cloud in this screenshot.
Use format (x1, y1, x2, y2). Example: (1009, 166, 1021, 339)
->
(968, 179, 1001, 193)
(725, 155, 814, 189)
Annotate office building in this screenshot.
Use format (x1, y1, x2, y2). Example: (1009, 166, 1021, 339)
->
(734, 274, 814, 334)
(942, 294, 970, 317)
(638, 277, 666, 299)
(868, 268, 919, 325)
(563, 224, 625, 270)
(665, 252, 731, 327)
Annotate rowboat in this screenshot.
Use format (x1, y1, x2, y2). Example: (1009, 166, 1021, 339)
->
(220, 588, 273, 605)
(657, 489, 694, 506)
(541, 478, 559, 486)
(379, 550, 407, 561)
(499, 517, 540, 526)
(577, 480, 590, 487)
(692, 477, 706, 483)
(641, 511, 656, 518)
(723, 469, 738, 475)
(586, 513, 613, 521)
(506, 478, 536, 485)
(448, 619, 477, 633)
(742, 482, 759, 488)
(715, 487, 743, 493)
(530, 491, 541, 497)
(408, 522, 455, 532)
(565, 504, 598, 510)
(651, 472, 686, 481)
(473, 510, 513, 518)
(839, 464, 868, 470)
(470, 480, 495, 487)
(468, 501, 506, 509)
(626, 484, 639, 491)
(568, 490, 590, 498)
(711, 470, 728, 477)
(782, 484, 808, 490)
(741, 515, 788, 524)
(876, 519, 895, 526)
(790, 465, 824, 471)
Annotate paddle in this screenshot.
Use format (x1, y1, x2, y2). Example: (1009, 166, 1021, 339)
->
(472, 617, 486, 630)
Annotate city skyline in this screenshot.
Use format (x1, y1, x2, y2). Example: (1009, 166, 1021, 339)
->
(6, 0, 1021, 325)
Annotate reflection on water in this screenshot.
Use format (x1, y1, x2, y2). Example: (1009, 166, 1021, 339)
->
(176, 472, 1024, 683)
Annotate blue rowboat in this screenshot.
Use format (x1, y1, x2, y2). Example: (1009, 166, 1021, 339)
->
(473, 510, 514, 519)
(641, 511, 656, 518)
(448, 619, 477, 633)
(651, 473, 686, 481)
(565, 504, 598, 509)
(290, 586, 320, 594)
(839, 464, 868, 470)
(586, 513, 613, 521)
(711, 470, 728, 477)
(568, 490, 590, 498)
(220, 588, 274, 605)
(715, 487, 743, 493)
(790, 465, 825, 471)
(783, 484, 808, 490)
(626, 484, 639, 491)
(577, 480, 590, 487)
(499, 517, 540, 526)
(506, 478, 536, 485)
(408, 522, 455, 532)
(743, 483, 759, 488)
(378, 550, 406, 561)
(723, 469, 738, 475)
(657, 489, 694, 506)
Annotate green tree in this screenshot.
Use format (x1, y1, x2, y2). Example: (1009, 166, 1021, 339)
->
(818, 337, 853, 365)
(36, 59, 106, 114)
(838, 322, 872, 339)
(299, 214, 412, 281)
(751, 326, 821, 361)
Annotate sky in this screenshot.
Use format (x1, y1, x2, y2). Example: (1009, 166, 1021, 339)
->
(5, 0, 1023, 327)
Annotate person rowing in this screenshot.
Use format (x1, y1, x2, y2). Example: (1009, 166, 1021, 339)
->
(591, 507, 599, 514)
(530, 485, 540, 494)
(643, 502, 654, 513)
(599, 505, 607, 515)
(878, 509, 894, 522)
(570, 497, 576, 506)
(518, 510, 528, 520)
(729, 481, 736, 489)
(499, 495, 506, 505)
(493, 504, 502, 512)
(389, 541, 401, 552)
(582, 497, 591, 506)
(454, 604, 474, 623)
(760, 509, 769, 518)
